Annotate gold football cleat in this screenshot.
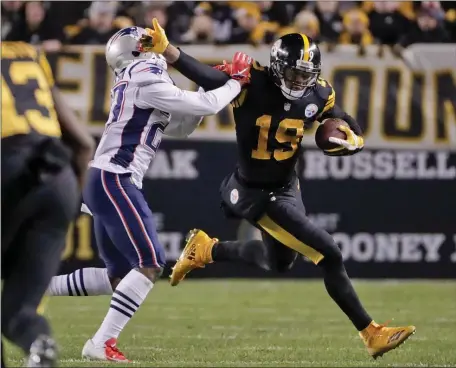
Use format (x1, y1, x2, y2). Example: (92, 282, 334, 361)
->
(169, 229, 218, 286)
(360, 321, 416, 359)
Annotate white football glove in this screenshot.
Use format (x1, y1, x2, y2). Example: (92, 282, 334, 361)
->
(325, 125, 364, 155)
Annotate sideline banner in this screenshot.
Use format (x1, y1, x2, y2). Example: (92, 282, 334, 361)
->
(46, 44, 456, 149)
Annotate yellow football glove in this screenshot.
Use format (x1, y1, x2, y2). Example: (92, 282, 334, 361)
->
(325, 125, 364, 156)
(141, 18, 169, 54)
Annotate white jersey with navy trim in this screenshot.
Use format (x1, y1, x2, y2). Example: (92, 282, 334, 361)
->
(90, 58, 241, 188)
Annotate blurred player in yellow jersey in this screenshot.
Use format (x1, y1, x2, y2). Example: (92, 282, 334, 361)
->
(1, 42, 94, 367)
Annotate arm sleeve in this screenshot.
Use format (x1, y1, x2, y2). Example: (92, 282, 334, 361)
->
(164, 86, 205, 138)
(172, 49, 231, 91)
(136, 79, 241, 116)
(320, 104, 363, 136)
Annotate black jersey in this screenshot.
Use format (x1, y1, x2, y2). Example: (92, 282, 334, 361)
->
(173, 50, 361, 188)
(232, 62, 335, 187)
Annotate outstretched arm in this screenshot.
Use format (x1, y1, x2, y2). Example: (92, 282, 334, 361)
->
(163, 44, 230, 91)
(136, 80, 241, 116)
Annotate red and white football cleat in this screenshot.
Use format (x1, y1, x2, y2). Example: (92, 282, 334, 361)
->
(82, 338, 130, 362)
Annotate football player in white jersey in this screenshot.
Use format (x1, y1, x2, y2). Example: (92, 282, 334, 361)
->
(47, 26, 252, 362)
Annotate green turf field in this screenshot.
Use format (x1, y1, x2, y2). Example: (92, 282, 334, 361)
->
(4, 280, 456, 367)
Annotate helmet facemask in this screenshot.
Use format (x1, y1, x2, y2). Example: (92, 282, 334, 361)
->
(271, 59, 320, 100)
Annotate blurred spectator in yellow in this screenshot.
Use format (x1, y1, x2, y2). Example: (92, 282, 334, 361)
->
(396, 3, 450, 48)
(194, 2, 237, 44)
(363, 1, 415, 20)
(304, 1, 359, 15)
(367, 1, 411, 45)
(6, 1, 64, 51)
(68, 1, 129, 45)
(180, 12, 215, 44)
(337, 1, 362, 14)
(159, 2, 197, 43)
(139, 2, 169, 30)
(313, 1, 343, 42)
(136, 1, 194, 43)
(256, 1, 293, 26)
(339, 8, 374, 46)
(1, 1, 23, 41)
(445, 7, 456, 41)
(230, 3, 278, 44)
(45, 1, 91, 31)
(279, 10, 320, 42)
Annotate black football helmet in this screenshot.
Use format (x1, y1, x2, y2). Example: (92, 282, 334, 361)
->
(270, 33, 321, 100)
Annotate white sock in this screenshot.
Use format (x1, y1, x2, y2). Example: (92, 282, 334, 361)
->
(91, 269, 154, 347)
(48, 268, 112, 296)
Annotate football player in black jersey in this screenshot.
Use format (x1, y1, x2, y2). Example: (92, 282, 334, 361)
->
(1, 42, 94, 367)
(143, 19, 415, 359)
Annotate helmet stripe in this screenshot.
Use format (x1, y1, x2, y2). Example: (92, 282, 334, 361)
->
(300, 34, 310, 61)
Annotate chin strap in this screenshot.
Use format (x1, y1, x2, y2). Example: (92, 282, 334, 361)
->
(280, 80, 303, 100)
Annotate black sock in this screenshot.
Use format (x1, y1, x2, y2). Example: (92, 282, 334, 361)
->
(319, 258, 372, 331)
(212, 240, 270, 270)
(2, 311, 50, 353)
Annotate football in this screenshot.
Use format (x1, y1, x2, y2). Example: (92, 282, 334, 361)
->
(315, 118, 349, 150)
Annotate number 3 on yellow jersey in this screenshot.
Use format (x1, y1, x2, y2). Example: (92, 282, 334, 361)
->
(1, 54, 61, 138)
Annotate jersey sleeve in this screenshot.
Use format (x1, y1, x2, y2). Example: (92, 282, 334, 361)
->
(315, 78, 335, 115)
(136, 79, 241, 116)
(316, 78, 363, 135)
(231, 61, 265, 109)
(164, 86, 205, 138)
(173, 49, 231, 91)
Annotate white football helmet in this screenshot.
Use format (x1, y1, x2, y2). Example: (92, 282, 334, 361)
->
(105, 26, 167, 74)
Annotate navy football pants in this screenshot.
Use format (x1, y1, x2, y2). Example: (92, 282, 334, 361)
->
(83, 168, 166, 279)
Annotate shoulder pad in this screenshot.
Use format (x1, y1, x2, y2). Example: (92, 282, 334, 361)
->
(1, 42, 37, 60)
(232, 61, 268, 108)
(125, 60, 171, 86)
(249, 60, 269, 85)
(315, 78, 335, 99)
(315, 77, 336, 113)
(19, 42, 37, 59)
(251, 60, 267, 73)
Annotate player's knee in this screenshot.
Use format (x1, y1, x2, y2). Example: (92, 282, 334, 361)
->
(318, 238, 343, 268)
(136, 266, 163, 283)
(109, 276, 122, 290)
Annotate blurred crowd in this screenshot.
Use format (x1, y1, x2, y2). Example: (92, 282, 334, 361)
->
(2, 1, 455, 52)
